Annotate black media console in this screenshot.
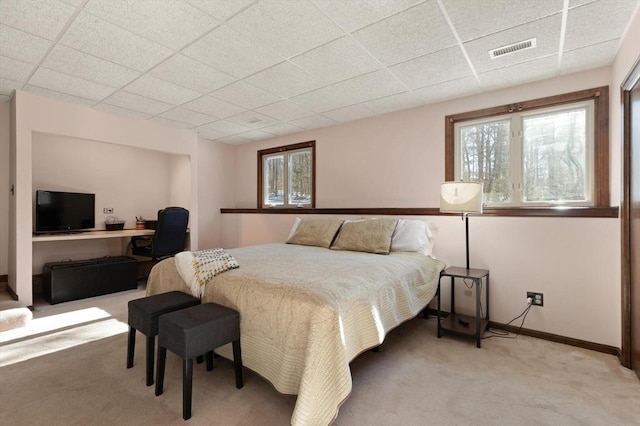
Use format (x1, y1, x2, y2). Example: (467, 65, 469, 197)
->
(43, 256, 138, 304)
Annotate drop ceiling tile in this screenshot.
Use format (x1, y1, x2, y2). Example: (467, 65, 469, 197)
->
(215, 134, 253, 145)
(289, 114, 336, 130)
(464, 14, 562, 74)
(93, 103, 153, 120)
(363, 91, 424, 114)
(182, 95, 245, 119)
(124, 75, 202, 105)
(292, 70, 406, 112)
(413, 76, 480, 104)
(198, 119, 252, 136)
(0, 77, 22, 96)
(313, 0, 423, 32)
(29, 67, 115, 101)
(568, 0, 597, 6)
(42, 45, 140, 88)
(185, 0, 254, 21)
(564, 0, 640, 51)
(255, 100, 315, 122)
(234, 129, 278, 141)
(160, 107, 216, 127)
(290, 36, 382, 85)
(225, 111, 280, 129)
(323, 104, 376, 123)
(149, 54, 236, 93)
(0, 24, 51, 63)
(0, 55, 34, 82)
(560, 40, 618, 75)
(441, 0, 563, 42)
(226, 0, 344, 58)
(60, 12, 173, 72)
(390, 46, 471, 89)
(353, 2, 457, 66)
(196, 128, 226, 141)
(83, 0, 218, 50)
(102, 90, 173, 115)
(150, 116, 196, 129)
(258, 122, 305, 137)
(288, 86, 348, 112)
(183, 25, 285, 78)
(60, 0, 85, 6)
(0, 0, 76, 40)
(23, 84, 97, 106)
(245, 61, 327, 98)
(210, 81, 281, 110)
(477, 55, 558, 91)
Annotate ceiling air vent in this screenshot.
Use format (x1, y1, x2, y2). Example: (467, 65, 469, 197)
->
(489, 38, 536, 59)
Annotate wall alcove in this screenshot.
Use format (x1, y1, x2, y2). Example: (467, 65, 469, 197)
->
(9, 90, 199, 306)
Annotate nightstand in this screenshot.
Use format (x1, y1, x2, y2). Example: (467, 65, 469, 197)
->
(437, 266, 490, 348)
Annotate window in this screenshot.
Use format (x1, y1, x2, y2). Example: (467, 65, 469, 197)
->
(445, 87, 609, 209)
(258, 141, 315, 208)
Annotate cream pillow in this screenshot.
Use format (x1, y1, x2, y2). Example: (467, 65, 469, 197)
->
(331, 218, 398, 255)
(286, 218, 344, 248)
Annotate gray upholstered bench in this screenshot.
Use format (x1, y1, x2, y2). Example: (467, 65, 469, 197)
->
(155, 303, 243, 420)
(127, 291, 200, 386)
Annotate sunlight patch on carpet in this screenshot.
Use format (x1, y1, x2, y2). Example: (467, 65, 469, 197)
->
(0, 308, 128, 367)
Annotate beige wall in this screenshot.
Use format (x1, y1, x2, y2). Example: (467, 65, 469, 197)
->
(197, 138, 235, 250)
(0, 102, 9, 277)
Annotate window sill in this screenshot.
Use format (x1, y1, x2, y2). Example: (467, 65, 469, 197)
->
(220, 206, 618, 218)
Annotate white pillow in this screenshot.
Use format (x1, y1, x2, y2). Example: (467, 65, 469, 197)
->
(390, 219, 437, 257)
(287, 217, 302, 240)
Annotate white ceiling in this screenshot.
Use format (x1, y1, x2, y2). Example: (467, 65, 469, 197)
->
(1, 0, 639, 145)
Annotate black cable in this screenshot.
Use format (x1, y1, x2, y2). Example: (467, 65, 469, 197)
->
(483, 303, 532, 340)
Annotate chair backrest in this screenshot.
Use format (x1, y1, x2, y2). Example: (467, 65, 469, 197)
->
(152, 207, 189, 258)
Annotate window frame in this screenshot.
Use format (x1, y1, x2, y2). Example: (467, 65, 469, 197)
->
(257, 140, 316, 208)
(445, 86, 610, 211)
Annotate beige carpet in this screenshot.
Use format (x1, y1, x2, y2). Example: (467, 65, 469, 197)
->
(0, 287, 638, 426)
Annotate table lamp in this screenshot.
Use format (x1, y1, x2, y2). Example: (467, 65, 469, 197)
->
(440, 182, 483, 270)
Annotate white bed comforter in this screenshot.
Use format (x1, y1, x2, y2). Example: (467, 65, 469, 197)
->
(146, 243, 445, 425)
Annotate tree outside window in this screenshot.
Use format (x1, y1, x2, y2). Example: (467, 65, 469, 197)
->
(258, 141, 315, 208)
(446, 87, 608, 210)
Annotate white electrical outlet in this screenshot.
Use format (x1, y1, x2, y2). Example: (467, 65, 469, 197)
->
(103, 208, 113, 214)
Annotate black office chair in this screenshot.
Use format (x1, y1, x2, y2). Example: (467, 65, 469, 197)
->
(131, 207, 189, 261)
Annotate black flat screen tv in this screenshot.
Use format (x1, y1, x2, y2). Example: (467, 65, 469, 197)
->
(35, 190, 95, 234)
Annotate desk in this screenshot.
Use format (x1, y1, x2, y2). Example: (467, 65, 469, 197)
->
(33, 229, 154, 242)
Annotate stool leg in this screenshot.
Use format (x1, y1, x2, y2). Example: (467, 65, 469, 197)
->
(146, 335, 155, 386)
(127, 326, 136, 368)
(183, 358, 193, 421)
(232, 339, 244, 389)
(155, 346, 166, 396)
(206, 350, 214, 371)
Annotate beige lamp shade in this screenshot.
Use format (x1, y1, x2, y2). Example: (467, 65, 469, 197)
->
(440, 182, 483, 213)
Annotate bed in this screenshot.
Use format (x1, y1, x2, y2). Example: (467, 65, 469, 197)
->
(146, 218, 445, 425)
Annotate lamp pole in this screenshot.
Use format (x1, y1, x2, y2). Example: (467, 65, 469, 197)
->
(464, 212, 470, 270)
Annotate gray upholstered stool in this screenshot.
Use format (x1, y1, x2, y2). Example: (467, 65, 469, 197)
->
(155, 303, 243, 421)
(127, 291, 200, 386)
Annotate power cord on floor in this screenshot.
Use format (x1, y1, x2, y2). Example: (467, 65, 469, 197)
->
(483, 300, 532, 340)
